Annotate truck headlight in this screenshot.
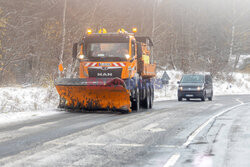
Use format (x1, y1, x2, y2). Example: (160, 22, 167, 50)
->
(78, 54, 84, 60)
(125, 54, 130, 59)
(179, 87, 183, 91)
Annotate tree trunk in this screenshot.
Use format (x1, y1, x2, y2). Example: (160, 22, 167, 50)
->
(151, 0, 159, 63)
(0, 71, 3, 85)
(58, 0, 67, 78)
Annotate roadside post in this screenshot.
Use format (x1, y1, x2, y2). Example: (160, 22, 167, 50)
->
(161, 71, 170, 96)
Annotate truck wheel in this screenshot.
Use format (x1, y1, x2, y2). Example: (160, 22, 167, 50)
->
(144, 86, 150, 109)
(132, 87, 140, 112)
(149, 87, 154, 109)
(178, 97, 182, 101)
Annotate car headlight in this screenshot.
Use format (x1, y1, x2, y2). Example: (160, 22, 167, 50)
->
(77, 54, 84, 60)
(197, 86, 203, 91)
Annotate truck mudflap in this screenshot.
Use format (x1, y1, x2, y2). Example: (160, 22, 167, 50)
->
(55, 78, 131, 112)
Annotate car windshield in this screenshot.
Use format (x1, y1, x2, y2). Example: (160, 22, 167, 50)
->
(181, 75, 204, 83)
(86, 43, 129, 61)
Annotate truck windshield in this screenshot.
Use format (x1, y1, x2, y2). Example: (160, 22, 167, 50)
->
(181, 75, 204, 83)
(86, 43, 129, 61)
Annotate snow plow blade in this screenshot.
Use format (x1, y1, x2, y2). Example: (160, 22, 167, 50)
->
(55, 78, 131, 112)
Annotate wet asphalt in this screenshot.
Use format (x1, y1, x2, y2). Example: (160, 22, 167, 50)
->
(0, 95, 249, 167)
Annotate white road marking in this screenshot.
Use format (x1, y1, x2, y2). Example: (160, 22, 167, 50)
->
(17, 122, 56, 131)
(51, 141, 179, 149)
(235, 98, 244, 104)
(116, 143, 144, 147)
(78, 143, 106, 146)
(214, 103, 223, 106)
(163, 102, 248, 167)
(163, 154, 180, 167)
(182, 103, 245, 147)
(143, 123, 166, 132)
(155, 145, 178, 148)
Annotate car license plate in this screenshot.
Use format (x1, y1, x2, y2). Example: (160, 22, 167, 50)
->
(186, 94, 193, 97)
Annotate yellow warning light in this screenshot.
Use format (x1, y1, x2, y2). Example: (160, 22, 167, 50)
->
(58, 63, 64, 72)
(132, 28, 137, 33)
(87, 28, 92, 34)
(117, 28, 126, 33)
(98, 28, 107, 34)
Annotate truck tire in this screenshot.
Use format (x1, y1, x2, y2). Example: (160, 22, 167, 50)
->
(149, 87, 154, 109)
(132, 87, 140, 112)
(142, 86, 150, 109)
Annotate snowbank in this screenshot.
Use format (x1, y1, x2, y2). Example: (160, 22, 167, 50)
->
(154, 70, 182, 101)
(0, 87, 59, 113)
(0, 87, 60, 125)
(213, 73, 250, 95)
(154, 70, 250, 101)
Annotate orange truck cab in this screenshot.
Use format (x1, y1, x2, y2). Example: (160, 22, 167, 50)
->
(55, 29, 156, 113)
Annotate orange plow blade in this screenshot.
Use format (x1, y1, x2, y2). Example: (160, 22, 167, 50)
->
(55, 78, 131, 112)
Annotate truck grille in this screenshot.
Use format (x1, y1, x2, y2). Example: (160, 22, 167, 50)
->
(88, 67, 122, 78)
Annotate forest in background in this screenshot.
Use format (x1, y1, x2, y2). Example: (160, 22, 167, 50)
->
(0, 0, 250, 85)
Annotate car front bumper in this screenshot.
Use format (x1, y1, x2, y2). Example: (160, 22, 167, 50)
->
(178, 90, 204, 98)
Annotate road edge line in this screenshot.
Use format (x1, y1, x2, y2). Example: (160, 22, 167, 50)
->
(163, 102, 249, 167)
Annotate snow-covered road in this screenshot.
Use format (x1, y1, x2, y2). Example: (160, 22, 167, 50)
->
(0, 95, 249, 167)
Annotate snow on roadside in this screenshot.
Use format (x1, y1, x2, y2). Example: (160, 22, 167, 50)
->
(0, 87, 60, 125)
(214, 73, 250, 95)
(154, 70, 182, 101)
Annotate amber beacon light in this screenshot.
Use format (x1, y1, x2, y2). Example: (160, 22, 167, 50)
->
(132, 27, 137, 33)
(87, 28, 92, 34)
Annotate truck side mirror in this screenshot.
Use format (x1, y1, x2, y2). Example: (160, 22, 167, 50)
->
(72, 43, 78, 59)
(177, 81, 180, 84)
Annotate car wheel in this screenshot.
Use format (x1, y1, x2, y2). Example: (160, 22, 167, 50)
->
(208, 91, 213, 101)
(178, 97, 182, 101)
(201, 95, 206, 101)
(201, 91, 206, 101)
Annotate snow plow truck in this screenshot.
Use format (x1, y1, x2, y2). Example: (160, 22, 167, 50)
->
(55, 28, 156, 113)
